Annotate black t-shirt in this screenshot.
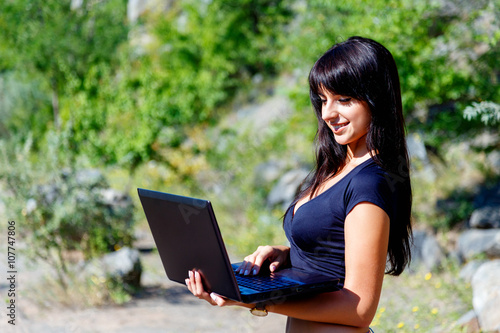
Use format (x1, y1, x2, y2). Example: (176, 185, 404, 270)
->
(283, 158, 402, 286)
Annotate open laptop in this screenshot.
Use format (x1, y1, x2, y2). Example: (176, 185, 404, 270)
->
(137, 188, 340, 303)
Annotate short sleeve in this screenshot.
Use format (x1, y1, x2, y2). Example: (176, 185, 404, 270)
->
(344, 168, 393, 221)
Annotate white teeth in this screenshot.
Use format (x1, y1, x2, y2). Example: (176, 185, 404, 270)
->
(331, 122, 348, 130)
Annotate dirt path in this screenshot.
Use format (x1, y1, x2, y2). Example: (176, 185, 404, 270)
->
(0, 249, 287, 333)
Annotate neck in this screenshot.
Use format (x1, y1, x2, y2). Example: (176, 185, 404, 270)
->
(346, 144, 372, 166)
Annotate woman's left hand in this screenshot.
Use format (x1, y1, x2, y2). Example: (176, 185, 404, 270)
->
(185, 269, 254, 309)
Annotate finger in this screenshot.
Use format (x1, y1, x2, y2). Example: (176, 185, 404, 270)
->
(210, 293, 240, 307)
(252, 245, 278, 275)
(188, 270, 204, 297)
(194, 270, 205, 295)
(271, 250, 289, 272)
(210, 292, 224, 306)
(238, 257, 257, 276)
(270, 260, 280, 272)
(186, 270, 195, 293)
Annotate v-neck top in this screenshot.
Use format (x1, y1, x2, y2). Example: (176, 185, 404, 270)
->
(283, 158, 400, 286)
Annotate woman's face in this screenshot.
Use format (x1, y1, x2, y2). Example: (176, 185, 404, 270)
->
(319, 89, 371, 153)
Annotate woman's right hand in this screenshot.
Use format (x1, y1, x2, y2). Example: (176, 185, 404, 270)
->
(235, 245, 290, 276)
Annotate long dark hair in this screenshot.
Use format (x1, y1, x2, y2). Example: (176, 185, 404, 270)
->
(301, 36, 412, 276)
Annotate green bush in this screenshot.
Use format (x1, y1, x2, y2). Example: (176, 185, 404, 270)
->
(0, 132, 135, 288)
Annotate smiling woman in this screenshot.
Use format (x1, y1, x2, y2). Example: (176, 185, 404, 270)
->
(185, 36, 413, 333)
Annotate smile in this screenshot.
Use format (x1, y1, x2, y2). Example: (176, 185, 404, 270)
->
(329, 121, 349, 131)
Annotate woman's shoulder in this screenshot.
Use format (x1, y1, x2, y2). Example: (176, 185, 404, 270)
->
(353, 158, 387, 182)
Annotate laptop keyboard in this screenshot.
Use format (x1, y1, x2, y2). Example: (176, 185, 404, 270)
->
(234, 271, 298, 292)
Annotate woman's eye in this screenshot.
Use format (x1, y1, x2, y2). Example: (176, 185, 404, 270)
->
(339, 97, 352, 103)
(320, 99, 327, 104)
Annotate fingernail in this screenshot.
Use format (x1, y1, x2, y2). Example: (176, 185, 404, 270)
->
(270, 264, 276, 272)
(252, 269, 257, 275)
(210, 293, 217, 302)
(188, 271, 193, 278)
(244, 270, 249, 276)
(185, 278, 189, 286)
(195, 271, 200, 278)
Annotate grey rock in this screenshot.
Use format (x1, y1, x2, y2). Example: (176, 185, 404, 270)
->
(471, 260, 500, 331)
(459, 260, 487, 283)
(487, 150, 500, 174)
(254, 160, 288, 187)
(234, 95, 292, 134)
(409, 230, 446, 272)
(82, 247, 142, 288)
(469, 205, 500, 229)
(407, 133, 429, 162)
(267, 169, 309, 210)
(455, 310, 480, 332)
(457, 229, 500, 260)
(74, 168, 107, 188)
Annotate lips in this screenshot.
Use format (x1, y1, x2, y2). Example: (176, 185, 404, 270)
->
(330, 121, 349, 132)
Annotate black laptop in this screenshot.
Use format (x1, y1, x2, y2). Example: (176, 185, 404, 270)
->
(137, 188, 340, 303)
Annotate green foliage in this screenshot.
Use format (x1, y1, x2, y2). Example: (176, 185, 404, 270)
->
(0, 0, 129, 138)
(16, 0, 294, 171)
(464, 101, 500, 125)
(0, 133, 135, 287)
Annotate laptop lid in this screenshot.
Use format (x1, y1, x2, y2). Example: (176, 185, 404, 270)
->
(137, 188, 242, 301)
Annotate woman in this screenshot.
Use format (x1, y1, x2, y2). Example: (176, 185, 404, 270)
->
(186, 36, 413, 332)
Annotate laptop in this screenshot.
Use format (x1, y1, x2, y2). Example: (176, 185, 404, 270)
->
(137, 188, 340, 304)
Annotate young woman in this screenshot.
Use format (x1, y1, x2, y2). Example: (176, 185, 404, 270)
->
(186, 36, 413, 332)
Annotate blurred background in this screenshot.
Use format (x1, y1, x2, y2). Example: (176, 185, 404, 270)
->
(0, 0, 499, 332)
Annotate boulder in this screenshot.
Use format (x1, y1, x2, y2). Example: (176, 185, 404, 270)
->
(459, 260, 487, 283)
(469, 205, 500, 229)
(267, 169, 309, 210)
(457, 229, 500, 261)
(82, 247, 142, 288)
(409, 230, 446, 272)
(472, 260, 500, 331)
(456, 310, 480, 332)
(254, 160, 288, 187)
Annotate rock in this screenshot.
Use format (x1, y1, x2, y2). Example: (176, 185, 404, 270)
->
(459, 260, 487, 283)
(74, 169, 106, 188)
(229, 95, 293, 136)
(407, 133, 429, 162)
(409, 230, 446, 272)
(457, 229, 500, 260)
(254, 160, 288, 187)
(471, 260, 500, 331)
(456, 310, 480, 332)
(487, 150, 500, 174)
(267, 168, 309, 210)
(82, 247, 142, 288)
(469, 205, 500, 229)
(98, 188, 133, 210)
(406, 133, 436, 182)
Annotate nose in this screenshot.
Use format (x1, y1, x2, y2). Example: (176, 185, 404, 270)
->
(321, 101, 339, 122)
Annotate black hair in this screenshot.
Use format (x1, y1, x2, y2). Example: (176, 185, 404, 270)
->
(301, 36, 412, 276)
